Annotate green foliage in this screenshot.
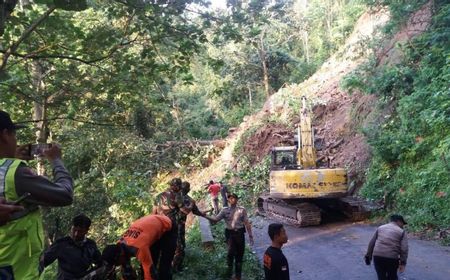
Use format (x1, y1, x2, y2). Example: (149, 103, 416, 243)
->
(177, 145, 222, 175)
(0, 0, 386, 276)
(202, 0, 365, 114)
(43, 129, 158, 243)
(174, 220, 264, 280)
(360, 2, 450, 232)
(226, 156, 272, 207)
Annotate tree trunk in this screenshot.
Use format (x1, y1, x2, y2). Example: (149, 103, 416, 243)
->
(247, 85, 253, 108)
(325, 0, 334, 42)
(31, 61, 48, 176)
(18, 0, 31, 8)
(257, 31, 271, 98)
(302, 30, 310, 63)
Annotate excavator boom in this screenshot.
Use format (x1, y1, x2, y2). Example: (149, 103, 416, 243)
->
(297, 96, 317, 168)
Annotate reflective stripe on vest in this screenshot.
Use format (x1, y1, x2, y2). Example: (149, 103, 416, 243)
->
(0, 159, 14, 197)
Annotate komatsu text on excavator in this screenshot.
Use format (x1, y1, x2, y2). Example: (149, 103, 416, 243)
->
(257, 97, 370, 226)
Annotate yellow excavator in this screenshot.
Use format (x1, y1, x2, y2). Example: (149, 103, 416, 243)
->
(257, 97, 370, 226)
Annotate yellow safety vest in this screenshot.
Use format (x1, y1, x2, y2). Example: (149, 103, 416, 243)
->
(0, 158, 44, 280)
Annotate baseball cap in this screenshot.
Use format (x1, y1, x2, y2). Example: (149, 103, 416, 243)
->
(390, 214, 407, 225)
(0, 111, 27, 130)
(227, 193, 239, 199)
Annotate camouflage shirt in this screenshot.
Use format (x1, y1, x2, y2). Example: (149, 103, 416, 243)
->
(178, 195, 204, 223)
(153, 190, 184, 222)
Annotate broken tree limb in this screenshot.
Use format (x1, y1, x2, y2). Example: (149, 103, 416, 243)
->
(156, 140, 226, 149)
(329, 138, 344, 149)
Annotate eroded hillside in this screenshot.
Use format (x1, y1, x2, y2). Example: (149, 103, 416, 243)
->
(188, 2, 433, 194)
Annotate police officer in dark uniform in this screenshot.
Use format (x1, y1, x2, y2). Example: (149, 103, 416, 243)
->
(207, 193, 253, 280)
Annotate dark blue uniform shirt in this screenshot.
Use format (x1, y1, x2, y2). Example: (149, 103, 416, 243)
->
(40, 236, 102, 279)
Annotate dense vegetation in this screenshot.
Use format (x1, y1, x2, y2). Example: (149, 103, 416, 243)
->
(0, 0, 367, 278)
(174, 220, 264, 280)
(1, 0, 448, 278)
(343, 0, 450, 239)
(1, 0, 365, 241)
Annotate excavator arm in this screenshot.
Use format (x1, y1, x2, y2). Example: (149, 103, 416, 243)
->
(297, 96, 317, 168)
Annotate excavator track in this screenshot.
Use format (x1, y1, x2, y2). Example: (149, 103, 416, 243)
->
(258, 195, 321, 227)
(338, 196, 377, 221)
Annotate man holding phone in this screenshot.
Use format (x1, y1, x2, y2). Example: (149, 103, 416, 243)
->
(0, 110, 74, 279)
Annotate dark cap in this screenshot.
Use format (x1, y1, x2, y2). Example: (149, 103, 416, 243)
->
(0, 111, 26, 131)
(390, 214, 407, 225)
(73, 214, 91, 228)
(170, 178, 182, 188)
(227, 193, 238, 199)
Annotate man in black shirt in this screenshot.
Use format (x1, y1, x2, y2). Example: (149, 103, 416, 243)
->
(263, 223, 290, 280)
(40, 214, 102, 279)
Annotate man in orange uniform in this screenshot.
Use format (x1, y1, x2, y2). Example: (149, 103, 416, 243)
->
(102, 214, 172, 280)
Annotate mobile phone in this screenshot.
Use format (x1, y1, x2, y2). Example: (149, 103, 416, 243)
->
(28, 143, 52, 156)
(13, 192, 31, 205)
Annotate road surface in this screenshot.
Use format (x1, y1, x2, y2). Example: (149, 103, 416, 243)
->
(251, 216, 450, 280)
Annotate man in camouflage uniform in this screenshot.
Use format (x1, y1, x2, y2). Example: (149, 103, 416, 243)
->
(151, 178, 184, 280)
(172, 181, 207, 272)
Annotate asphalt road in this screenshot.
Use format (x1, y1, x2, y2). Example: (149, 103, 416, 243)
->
(251, 216, 450, 280)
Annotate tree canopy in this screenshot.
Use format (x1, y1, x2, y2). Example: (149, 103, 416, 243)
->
(4, 2, 448, 278)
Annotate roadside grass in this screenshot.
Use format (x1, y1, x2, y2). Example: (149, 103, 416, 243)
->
(174, 219, 264, 280)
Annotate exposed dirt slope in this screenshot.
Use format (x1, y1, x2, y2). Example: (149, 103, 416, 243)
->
(188, 2, 433, 192)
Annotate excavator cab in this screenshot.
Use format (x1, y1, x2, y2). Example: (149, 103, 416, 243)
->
(271, 146, 297, 170)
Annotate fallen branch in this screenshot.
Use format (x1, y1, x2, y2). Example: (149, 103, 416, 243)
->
(329, 138, 344, 149)
(156, 140, 226, 148)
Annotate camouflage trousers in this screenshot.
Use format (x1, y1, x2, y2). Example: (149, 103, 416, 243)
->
(172, 221, 186, 272)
